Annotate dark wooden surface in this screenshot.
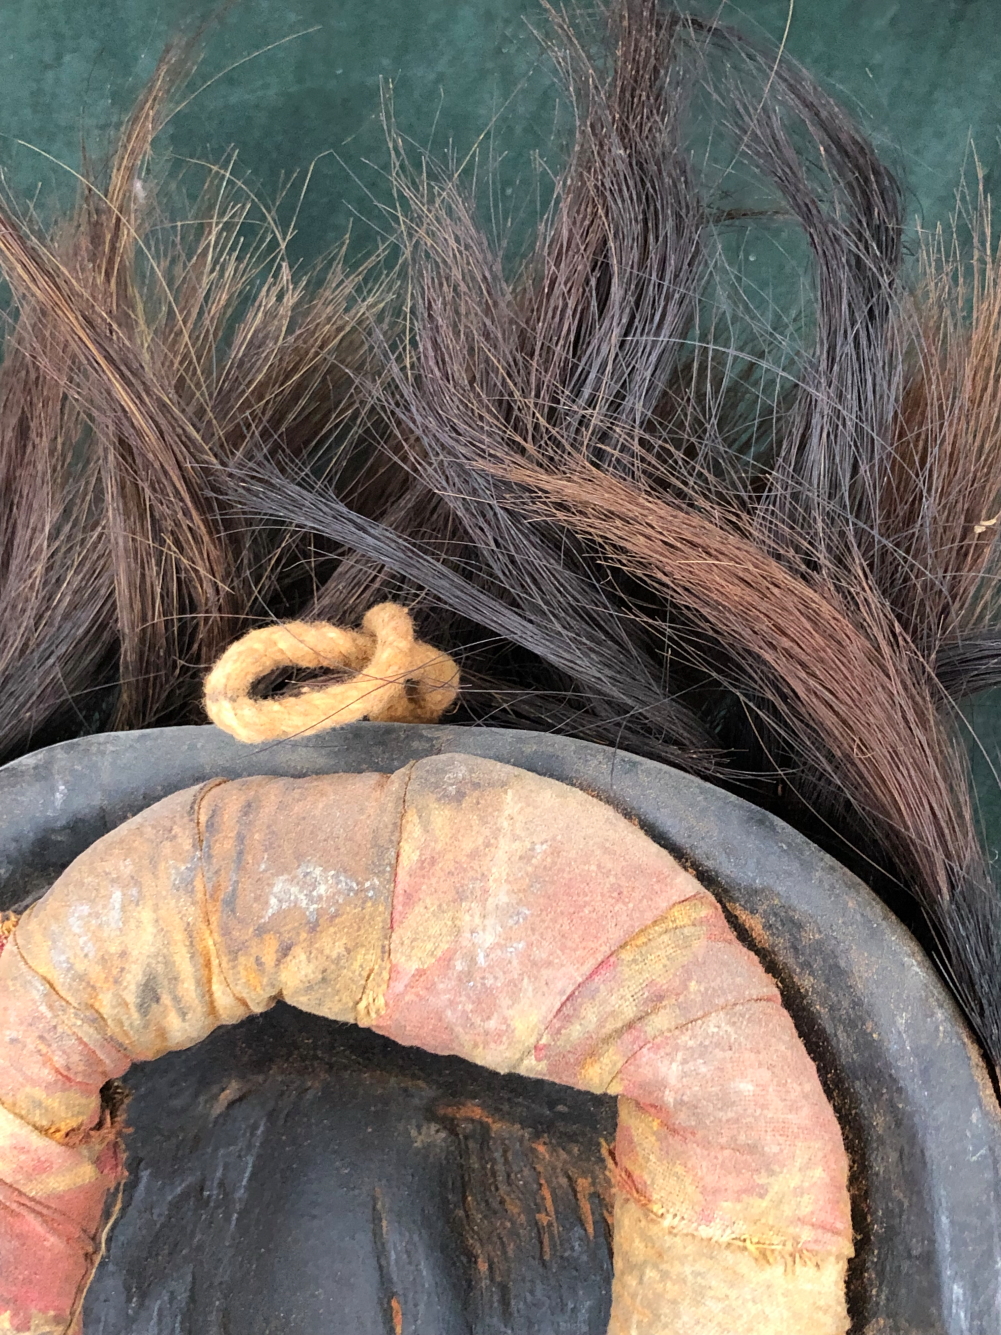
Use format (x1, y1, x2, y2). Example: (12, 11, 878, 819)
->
(2, 723, 1000, 1333)
(84, 1008, 616, 1335)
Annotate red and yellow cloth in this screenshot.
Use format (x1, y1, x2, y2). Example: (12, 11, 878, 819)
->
(0, 755, 852, 1334)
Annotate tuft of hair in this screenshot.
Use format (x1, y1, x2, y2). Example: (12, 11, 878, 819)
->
(235, 1, 1001, 1075)
(2, 3, 1001, 1077)
(0, 37, 384, 758)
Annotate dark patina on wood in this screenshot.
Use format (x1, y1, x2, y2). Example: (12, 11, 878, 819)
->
(0, 723, 998, 1334)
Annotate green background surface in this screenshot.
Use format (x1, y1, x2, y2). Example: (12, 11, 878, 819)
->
(3, 0, 1001, 844)
(2, 1, 1000, 254)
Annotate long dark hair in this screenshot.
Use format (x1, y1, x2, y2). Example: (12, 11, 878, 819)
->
(3, 1, 1001, 1077)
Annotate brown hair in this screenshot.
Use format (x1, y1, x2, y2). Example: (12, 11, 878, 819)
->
(0, 37, 380, 756)
(238, 2, 1001, 1072)
(2, 3, 1001, 1075)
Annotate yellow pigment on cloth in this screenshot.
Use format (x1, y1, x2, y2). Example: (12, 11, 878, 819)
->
(202, 603, 460, 742)
(0, 755, 852, 1335)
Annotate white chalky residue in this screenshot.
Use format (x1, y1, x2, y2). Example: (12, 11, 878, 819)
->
(265, 863, 359, 926)
(107, 887, 123, 933)
(66, 901, 97, 959)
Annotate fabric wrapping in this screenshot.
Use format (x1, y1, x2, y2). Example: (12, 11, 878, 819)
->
(0, 754, 852, 1334)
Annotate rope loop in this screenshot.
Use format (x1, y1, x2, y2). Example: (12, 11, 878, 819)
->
(203, 603, 460, 743)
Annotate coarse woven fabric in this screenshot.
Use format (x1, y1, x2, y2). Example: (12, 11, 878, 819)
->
(0, 754, 851, 1334)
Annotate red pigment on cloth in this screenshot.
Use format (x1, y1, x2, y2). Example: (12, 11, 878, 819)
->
(0, 755, 852, 1335)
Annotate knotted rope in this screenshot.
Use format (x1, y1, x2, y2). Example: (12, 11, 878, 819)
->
(203, 603, 459, 743)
